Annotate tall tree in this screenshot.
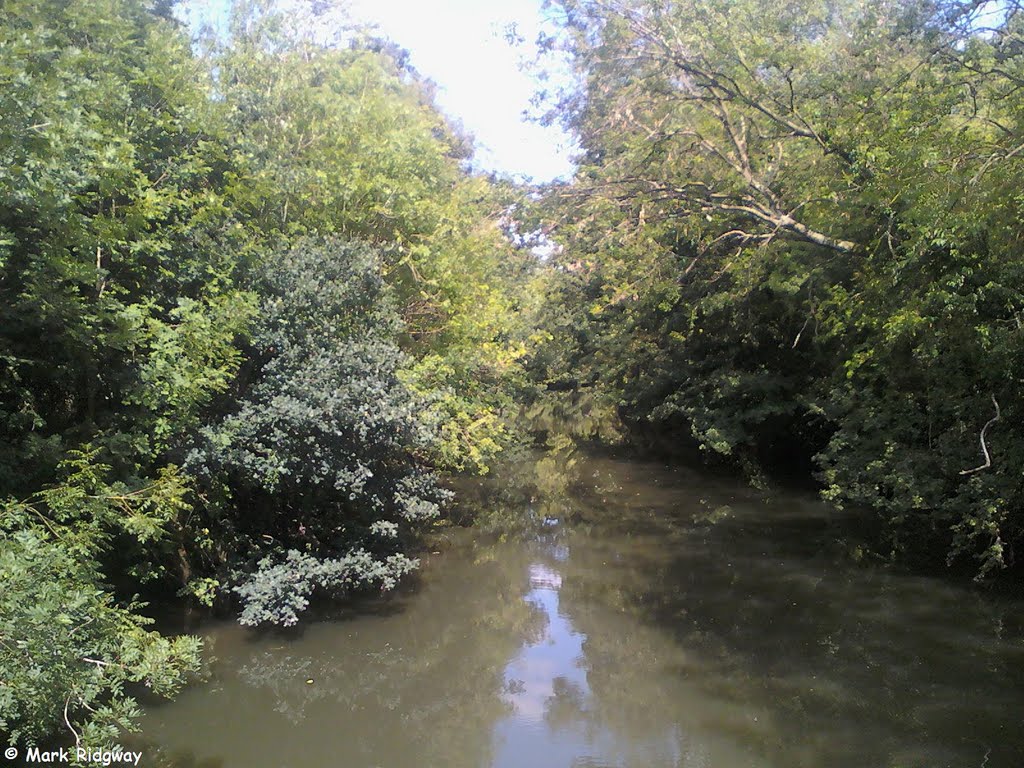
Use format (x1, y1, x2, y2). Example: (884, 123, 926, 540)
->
(535, 0, 1024, 574)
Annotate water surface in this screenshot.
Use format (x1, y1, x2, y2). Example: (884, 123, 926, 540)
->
(139, 455, 1024, 768)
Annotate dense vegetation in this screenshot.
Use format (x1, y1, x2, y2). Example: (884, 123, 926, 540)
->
(0, 0, 530, 749)
(3, 0, 1024, 755)
(527, 0, 1024, 578)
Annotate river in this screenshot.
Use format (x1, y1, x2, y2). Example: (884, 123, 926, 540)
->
(136, 454, 1024, 768)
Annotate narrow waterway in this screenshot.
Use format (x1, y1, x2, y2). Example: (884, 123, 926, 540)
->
(138, 455, 1024, 768)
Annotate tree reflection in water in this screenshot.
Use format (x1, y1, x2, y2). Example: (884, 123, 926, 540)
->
(138, 453, 1024, 768)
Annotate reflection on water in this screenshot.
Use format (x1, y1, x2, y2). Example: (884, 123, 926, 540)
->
(495, 563, 589, 764)
(138, 455, 1024, 768)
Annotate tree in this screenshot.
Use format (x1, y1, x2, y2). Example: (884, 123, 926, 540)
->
(0, 0, 256, 491)
(535, 0, 1024, 574)
(186, 238, 448, 625)
(0, 0, 534, 746)
(212, 1, 534, 473)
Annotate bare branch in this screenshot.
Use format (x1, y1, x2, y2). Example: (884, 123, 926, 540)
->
(64, 695, 81, 747)
(81, 657, 115, 668)
(960, 395, 1001, 475)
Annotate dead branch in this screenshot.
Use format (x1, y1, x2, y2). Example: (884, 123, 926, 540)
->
(960, 395, 1001, 475)
(64, 695, 81, 747)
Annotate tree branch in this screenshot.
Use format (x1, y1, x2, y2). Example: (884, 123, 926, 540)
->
(960, 395, 1001, 475)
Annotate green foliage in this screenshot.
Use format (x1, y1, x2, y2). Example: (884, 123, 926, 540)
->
(533, 0, 1024, 575)
(0, 461, 201, 749)
(4, 447, 190, 553)
(0, 0, 533, 747)
(123, 294, 257, 451)
(234, 549, 419, 627)
(189, 238, 446, 518)
(0, 0, 257, 491)
(209, 6, 532, 473)
(187, 238, 450, 625)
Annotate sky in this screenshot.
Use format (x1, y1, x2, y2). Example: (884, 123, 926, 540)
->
(346, 0, 576, 182)
(182, 0, 577, 183)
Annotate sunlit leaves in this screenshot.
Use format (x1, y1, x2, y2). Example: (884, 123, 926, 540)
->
(536, 0, 1024, 575)
(0, 529, 201, 749)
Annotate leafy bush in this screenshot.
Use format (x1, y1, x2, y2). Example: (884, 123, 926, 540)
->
(0, 530, 201, 749)
(233, 549, 418, 627)
(188, 238, 448, 624)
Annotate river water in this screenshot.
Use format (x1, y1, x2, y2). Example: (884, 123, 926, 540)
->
(138, 454, 1024, 768)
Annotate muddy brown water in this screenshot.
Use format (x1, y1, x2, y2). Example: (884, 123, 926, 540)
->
(136, 455, 1024, 768)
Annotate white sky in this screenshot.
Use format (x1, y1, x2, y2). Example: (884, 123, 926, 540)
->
(346, 0, 576, 182)
(182, 0, 576, 183)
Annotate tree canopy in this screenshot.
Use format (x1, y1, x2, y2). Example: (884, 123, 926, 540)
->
(4, 0, 1024, 754)
(0, 0, 532, 749)
(527, 0, 1024, 575)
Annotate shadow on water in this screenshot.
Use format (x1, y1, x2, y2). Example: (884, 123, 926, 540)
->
(555, 458, 1024, 768)
(134, 535, 548, 768)
(135, 453, 1024, 768)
